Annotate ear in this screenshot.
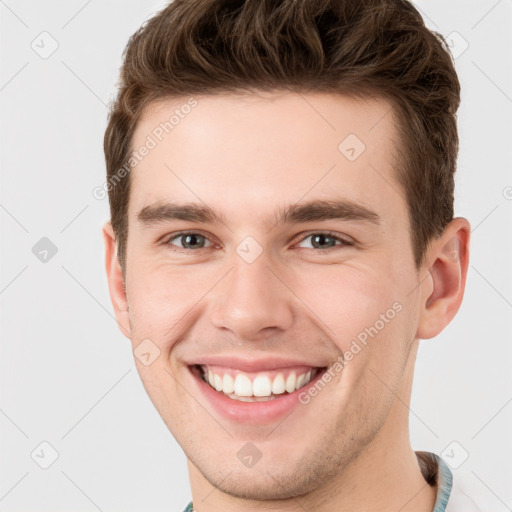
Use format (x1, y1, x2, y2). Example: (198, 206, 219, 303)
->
(103, 220, 131, 339)
(416, 217, 471, 340)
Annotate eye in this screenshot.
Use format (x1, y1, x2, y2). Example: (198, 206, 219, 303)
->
(164, 231, 214, 251)
(295, 232, 353, 250)
(161, 230, 354, 253)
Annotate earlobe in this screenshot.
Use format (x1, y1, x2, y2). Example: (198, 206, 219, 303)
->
(102, 220, 131, 339)
(416, 218, 470, 340)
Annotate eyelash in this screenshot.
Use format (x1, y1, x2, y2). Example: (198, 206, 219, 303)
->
(162, 230, 354, 253)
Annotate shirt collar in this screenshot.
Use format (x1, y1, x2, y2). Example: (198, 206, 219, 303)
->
(416, 450, 453, 512)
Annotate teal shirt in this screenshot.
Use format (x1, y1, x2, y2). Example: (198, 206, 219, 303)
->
(431, 452, 453, 511)
(182, 451, 453, 512)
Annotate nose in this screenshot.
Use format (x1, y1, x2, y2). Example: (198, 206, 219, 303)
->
(210, 251, 294, 340)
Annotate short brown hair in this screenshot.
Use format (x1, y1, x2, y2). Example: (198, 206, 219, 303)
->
(104, 0, 460, 274)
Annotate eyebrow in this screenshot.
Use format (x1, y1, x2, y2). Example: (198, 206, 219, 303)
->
(136, 199, 381, 228)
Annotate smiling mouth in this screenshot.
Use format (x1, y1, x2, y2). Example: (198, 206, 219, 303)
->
(191, 364, 328, 402)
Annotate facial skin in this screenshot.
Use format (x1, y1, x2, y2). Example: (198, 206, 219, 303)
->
(103, 92, 470, 511)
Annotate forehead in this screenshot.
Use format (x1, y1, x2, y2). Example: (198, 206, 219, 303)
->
(128, 91, 403, 225)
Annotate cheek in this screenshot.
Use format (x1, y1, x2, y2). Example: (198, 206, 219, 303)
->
(125, 261, 218, 349)
(293, 264, 399, 346)
(293, 262, 414, 386)
(294, 265, 413, 415)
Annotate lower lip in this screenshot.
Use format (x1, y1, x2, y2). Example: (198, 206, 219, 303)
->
(188, 365, 327, 424)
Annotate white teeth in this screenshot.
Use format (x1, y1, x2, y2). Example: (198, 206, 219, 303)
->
(214, 373, 223, 392)
(222, 373, 234, 394)
(201, 367, 317, 399)
(253, 375, 272, 397)
(271, 373, 286, 394)
(285, 373, 296, 393)
(234, 374, 253, 396)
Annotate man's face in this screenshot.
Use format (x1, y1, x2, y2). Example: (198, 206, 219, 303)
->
(111, 92, 425, 499)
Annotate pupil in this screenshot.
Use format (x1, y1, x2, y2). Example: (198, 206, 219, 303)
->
(313, 234, 334, 248)
(184, 234, 204, 248)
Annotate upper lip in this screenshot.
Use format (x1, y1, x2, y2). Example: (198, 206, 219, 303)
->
(187, 355, 327, 372)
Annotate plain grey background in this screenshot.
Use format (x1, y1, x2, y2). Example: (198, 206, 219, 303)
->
(1, 1, 511, 511)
